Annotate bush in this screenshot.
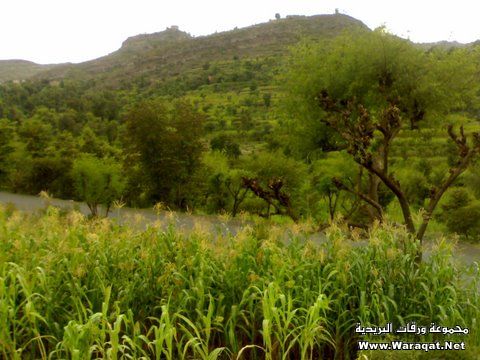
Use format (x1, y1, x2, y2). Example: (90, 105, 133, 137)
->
(445, 202, 480, 241)
(395, 168, 430, 206)
(439, 188, 480, 240)
(71, 154, 125, 216)
(210, 133, 241, 159)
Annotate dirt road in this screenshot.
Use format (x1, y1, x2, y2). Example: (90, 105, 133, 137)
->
(1, 191, 479, 266)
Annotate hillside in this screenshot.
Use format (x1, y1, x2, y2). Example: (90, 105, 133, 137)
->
(0, 60, 59, 83)
(0, 14, 479, 247)
(30, 14, 368, 89)
(2, 14, 475, 89)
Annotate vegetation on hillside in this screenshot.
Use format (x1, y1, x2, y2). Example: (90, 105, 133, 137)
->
(0, 60, 58, 83)
(281, 29, 480, 255)
(1, 14, 480, 360)
(0, 23, 480, 242)
(30, 14, 368, 89)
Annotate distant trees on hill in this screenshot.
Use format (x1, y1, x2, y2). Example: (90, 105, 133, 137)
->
(124, 100, 205, 209)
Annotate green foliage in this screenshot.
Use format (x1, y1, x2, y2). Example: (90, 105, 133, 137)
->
(0, 119, 16, 184)
(124, 99, 205, 208)
(244, 150, 308, 215)
(441, 188, 472, 214)
(394, 168, 431, 206)
(440, 188, 480, 240)
(282, 29, 479, 160)
(71, 155, 125, 216)
(24, 156, 73, 196)
(210, 133, 241, 159)
(444, 203, 480, 240)
(282, 28, 480, 238)
(202, 152, 253, 215)
(245, 150, 306, 191)
(464, 160, 480, 199)
(0, 18, 479, 238)
(17, 117, 53, 158)
(306, 152, 358, 220)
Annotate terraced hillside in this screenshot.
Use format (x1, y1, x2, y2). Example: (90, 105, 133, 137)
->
(2, 14, 368, 90)
(0, 60, 59, 83)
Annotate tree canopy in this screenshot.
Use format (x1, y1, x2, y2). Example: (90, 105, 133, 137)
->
(71, 154, 125, 216)
(124, 99, 205, 208)
(282, 29, 480, 248)
(282, 29, 479, 157)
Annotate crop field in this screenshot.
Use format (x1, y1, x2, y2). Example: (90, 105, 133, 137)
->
(1, 205, 479, 359)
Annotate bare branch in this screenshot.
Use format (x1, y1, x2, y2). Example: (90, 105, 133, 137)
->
(417, 129, 480, 241)
(332, 177, 383, 219)
(242, 177, 298, 222)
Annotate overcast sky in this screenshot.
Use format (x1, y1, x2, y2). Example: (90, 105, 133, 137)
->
(1, 0, 479, 64)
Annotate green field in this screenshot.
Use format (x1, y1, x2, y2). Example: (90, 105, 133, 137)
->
(1, 205, 479, 359)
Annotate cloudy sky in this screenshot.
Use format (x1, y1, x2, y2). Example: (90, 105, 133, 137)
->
(1, 0, 479, 64)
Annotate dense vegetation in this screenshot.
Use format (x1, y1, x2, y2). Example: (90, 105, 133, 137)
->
(1, 21, 480, 242)
(0, 60, 58, 83)
(1, 13, 480, 359)
(1, 205, 479, 359)
(281, 29, 480, 258)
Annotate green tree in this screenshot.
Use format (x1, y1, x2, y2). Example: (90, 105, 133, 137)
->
(124, 99, 205, 208)
(309, 152, 358, 222)
(283, 29, 480, 250)
(18, 157, 71, 197)
(203, 151, 252, 216)
(17, 117, 53, 158)
(80, 126, 114, 158)
(440, 188, 480, 240)
(0, 119, 16, 185)
(243, 151, 307, 220)
(71, 155, 125, 216)
(210, 134, 241, 159)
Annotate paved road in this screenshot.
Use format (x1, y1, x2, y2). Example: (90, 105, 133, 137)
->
(0, 191, 479, 267)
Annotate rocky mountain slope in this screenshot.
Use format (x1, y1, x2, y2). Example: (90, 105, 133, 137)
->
(1, 14, 368, 87)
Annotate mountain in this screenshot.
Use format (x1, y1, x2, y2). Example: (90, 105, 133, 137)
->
(0, 60, 60, 83)
(417, 40, 468, 50)
(3, 15, 478, 91)
(3, 14, 368, 89)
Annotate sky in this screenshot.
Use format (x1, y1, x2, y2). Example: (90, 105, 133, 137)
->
(1, 0, 479, 64)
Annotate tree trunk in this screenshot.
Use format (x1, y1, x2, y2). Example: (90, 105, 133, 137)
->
(87, 202, 98, 217)
(367, 173, 382, 220)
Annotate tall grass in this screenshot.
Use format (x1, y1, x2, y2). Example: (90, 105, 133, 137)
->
(0, 205, 478, 359)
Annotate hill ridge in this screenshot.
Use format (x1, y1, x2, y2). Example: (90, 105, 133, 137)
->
(1, 14, 369, 84)
(32, 14, 369, 87)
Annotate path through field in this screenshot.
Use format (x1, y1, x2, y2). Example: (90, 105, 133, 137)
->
(1, 191, 479, 267)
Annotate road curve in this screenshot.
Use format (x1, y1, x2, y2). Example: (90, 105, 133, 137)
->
(0, 191, 479, 266)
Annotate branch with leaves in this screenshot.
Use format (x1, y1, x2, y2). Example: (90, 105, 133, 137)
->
(318, 90, 480, 248)
(242, 177, 298, 222)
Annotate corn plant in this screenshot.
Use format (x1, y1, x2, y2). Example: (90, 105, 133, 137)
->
(0, 205, 478, 359)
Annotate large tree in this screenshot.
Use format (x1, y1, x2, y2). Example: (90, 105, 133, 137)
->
(71, 154, 125, 217)
(124, 99, 205, 208)
(283, 29, 480, 254)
